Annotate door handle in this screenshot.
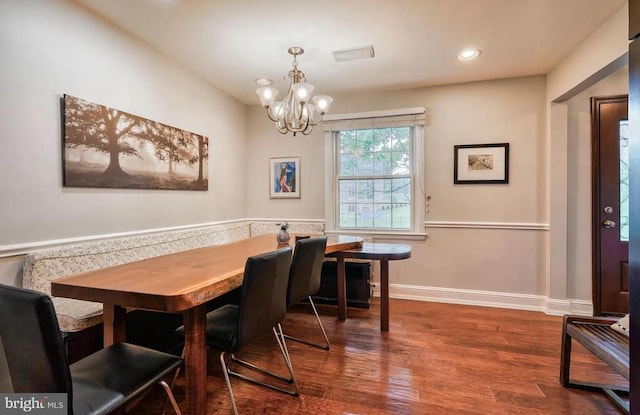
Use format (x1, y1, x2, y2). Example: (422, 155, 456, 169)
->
(602, 219, 616, 229)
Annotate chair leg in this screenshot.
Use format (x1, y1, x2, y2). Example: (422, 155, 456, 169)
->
(162, 349, 185, 415)
(225, 325, 299, 397)
(274, 323, 300, 394)
(559, 321, 572, 386)
(283, 296, 330, 350)
(159, 380, 182, 415)
(220, 352, 240, 415)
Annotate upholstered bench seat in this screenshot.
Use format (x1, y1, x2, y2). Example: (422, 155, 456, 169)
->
(22, 221, 324, 334)
(53, 298, 104, 333)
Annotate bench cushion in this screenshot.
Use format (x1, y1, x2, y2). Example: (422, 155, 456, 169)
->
(611, 314, 630, 337)
(53, 298, 103, 333)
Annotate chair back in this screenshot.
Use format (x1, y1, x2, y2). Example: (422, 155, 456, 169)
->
(0, 285, 73, 396)
(236, 247, 292, 348)
(287, 236, 328, 307)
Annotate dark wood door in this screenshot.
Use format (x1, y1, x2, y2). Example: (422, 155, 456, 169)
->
(592, 95, 629, 315)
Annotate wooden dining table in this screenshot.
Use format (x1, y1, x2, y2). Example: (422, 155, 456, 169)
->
(51, 234, 362, 415)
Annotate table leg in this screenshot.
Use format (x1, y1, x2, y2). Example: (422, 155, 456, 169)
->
(337, 256, 347, 321)
(102, 303, 126, 346)
(183, 304, 207, 415)
(380, 260, 389, 332)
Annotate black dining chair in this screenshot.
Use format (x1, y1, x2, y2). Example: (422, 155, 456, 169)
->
(283, 236, 330, 350)
(175, 247, 298, 415)
(0, 284, 183, 415)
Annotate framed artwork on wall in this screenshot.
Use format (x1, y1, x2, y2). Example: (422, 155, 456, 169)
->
(269, 156, 300, 198)
(63, 94, 208, 190)
(454, 143, 509, 184)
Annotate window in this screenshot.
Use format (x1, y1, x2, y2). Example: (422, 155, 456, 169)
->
(323, 108, 425, 235)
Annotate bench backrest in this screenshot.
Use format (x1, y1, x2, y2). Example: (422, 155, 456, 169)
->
(23, 222, 251, 295)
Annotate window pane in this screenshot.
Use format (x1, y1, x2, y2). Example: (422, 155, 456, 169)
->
(390, 128, 410, 151)
(374, 179, 392, 203)
(391, 203, 411, 229)
(620, 120, 629, 242)
(356, 179, 374, 202)
(357, 129, 375, 152)
(339, 204, 356, 227)
(339, 180, 356, 202)
(340, 153, 356, 176)
(373, 204, 391, 228)
(373, 152, 392, 174)
(374, 128, 393, 150)
(339, 130, 357, 153)
(357, 203, 374, 228)
(392, 152, 411, 174)
(391, 178, 411, 203)
(356, 152, 374, 175)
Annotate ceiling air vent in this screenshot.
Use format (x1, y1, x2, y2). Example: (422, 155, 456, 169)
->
(332, 45, 375, 62)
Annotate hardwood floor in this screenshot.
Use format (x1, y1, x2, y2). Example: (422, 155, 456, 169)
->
(129, 299, 627, 415)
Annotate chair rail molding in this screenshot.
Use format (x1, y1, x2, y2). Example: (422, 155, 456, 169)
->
(425, 220, 550, 231)
(0, 219, 251, 258)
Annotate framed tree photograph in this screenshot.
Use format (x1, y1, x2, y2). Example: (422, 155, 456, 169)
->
(454, 143, 509, 184)
(269, 156, 300, 198)
(63, 94, 208, 190)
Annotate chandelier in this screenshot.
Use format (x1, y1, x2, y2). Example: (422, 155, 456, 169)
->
(256, 47, 333, 136)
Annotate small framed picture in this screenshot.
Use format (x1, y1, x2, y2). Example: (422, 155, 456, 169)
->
(454, 143, 509, 184)
(269, 156, 300, 198)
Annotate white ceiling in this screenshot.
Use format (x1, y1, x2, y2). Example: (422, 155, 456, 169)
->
(75, 0, 626, 105)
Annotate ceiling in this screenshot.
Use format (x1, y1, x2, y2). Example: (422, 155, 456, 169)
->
(74, 0, 626, 105)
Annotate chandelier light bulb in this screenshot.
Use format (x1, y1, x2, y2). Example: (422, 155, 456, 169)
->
(312, 95, 333, 114)
(256, 86, 278, 107)
(291, 82, 314, 103)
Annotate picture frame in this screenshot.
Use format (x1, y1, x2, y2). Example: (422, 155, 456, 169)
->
(269, 156, 300, 198)
(63, 94, 208, 190)
(454, 143, 509, 184)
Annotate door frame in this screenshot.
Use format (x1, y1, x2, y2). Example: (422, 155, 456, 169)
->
(591, 94, 628, 316)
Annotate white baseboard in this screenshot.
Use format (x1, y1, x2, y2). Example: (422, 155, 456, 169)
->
(372, 283, 593, 316)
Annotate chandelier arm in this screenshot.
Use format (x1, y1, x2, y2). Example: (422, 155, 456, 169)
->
(300, 108, 311, 130)
(265, 107, 280, 122)
(296, 102, 306, 123)
(306, 117, 323, 128)
(275, 124, 289, 135)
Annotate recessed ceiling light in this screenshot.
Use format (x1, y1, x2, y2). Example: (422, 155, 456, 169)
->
(255, 78, 273, 86)
(458, 48, 481, 61)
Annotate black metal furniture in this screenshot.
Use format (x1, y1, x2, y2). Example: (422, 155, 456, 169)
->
(284, 236, 330, 350)
(175, 247, 298, 415)
(0, 284, 183, 415)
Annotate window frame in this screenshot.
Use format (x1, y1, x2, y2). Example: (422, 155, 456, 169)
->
(323, 108, 426, 238)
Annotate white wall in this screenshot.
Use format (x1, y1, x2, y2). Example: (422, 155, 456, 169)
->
(565, 66, 628, 300)
(547, 4, 628, 102)
(0, 0, 249, 392)
(246, 107, 326, 220)
(247, 76, 552, 304)
(545, 3, 628, 306)
(0, 0, 248, 253)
